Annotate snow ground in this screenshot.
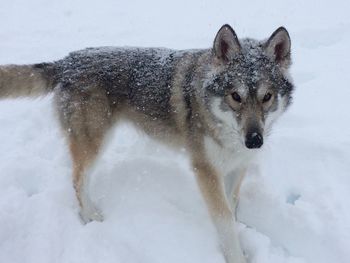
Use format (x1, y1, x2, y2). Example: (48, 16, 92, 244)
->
(0, 0, 349, 262)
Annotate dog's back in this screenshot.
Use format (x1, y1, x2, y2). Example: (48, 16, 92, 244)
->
(0, 47, 206, 126)
(55, 47, 179, 118)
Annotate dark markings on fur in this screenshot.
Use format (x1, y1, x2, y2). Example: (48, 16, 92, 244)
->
(280, 77, 294, 106)
(182, 52, 205, 137)
(53, 47, 187, 121)
(127, 49, 177, 120)
(183, 61, 196, 123)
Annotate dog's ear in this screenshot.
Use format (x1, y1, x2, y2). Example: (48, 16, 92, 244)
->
(213, 24, 241, 63)
(264, 27, 291, 68)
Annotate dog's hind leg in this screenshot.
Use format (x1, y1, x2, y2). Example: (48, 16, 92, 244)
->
(69, 134, 105, 223)
(55, 86, 112, 223)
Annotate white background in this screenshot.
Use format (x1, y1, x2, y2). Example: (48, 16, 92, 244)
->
(0, 0, 349, 262)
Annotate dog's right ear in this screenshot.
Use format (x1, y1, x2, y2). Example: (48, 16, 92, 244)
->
(213, 24, 241, 63)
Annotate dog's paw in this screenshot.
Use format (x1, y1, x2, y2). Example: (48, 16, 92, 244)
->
(79, 206, 104, 224)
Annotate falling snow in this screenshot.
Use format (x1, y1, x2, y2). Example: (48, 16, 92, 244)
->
(0, 0, 349, 263)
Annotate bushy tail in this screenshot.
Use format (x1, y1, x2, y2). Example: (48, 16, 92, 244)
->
(0, 63, 56, 99)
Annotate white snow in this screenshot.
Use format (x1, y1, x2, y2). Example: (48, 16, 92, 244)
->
(0, 0, 349, 262)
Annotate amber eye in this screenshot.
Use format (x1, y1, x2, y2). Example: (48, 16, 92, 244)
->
(231, 92, 242, 103)
(263, 92, 272, 103)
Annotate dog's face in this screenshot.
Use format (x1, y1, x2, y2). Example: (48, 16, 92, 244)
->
(204, 25, 294, 149)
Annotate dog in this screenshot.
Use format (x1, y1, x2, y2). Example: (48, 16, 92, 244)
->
(0, 24, 294, 263)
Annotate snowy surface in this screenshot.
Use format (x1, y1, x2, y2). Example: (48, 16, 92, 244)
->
(0, 0, 349, 262)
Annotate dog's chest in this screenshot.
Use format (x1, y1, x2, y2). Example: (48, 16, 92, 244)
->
(203, 136, 256, 176)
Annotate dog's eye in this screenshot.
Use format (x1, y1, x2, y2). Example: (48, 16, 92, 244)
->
(263, 92, 272, 103)
(231, 92, 241, 103)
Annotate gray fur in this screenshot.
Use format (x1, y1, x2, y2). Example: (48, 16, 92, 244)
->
(0, 24, 295, 263)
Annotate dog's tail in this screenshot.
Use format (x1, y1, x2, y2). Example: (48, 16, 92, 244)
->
(0, 63, 57, 99)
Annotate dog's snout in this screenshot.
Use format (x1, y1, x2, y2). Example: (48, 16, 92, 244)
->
(245, 132, 263, 149)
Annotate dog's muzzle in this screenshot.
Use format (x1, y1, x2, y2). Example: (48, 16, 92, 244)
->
(245, 132, 263, 149)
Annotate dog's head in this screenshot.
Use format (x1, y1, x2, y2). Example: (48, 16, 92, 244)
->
(203, 24, 294, 149)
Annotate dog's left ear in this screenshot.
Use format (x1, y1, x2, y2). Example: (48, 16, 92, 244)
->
(264, 27, 291, 69)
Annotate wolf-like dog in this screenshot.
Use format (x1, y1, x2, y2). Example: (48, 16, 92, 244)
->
(0, 24, 294, 263)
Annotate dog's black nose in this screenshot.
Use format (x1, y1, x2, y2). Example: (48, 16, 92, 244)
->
(245, 132, 263, 149)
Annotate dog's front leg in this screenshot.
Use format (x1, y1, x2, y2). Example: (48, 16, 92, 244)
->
(224, 168, 247, 214)
(192, 159, 247, 263)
